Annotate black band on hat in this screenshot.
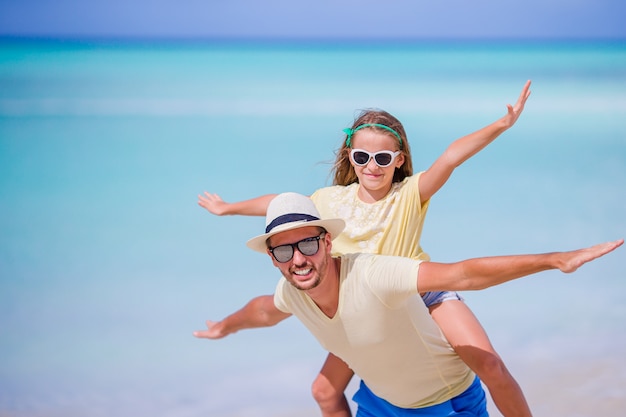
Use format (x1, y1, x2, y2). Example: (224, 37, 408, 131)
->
(265, 213, 320, 233)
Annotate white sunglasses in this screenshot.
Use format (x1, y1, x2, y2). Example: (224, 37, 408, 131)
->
(350, 149, 401, 167)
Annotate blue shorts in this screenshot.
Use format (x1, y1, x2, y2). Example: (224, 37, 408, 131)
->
(421, 291, 463, 308)
(353, 376, 487, 417)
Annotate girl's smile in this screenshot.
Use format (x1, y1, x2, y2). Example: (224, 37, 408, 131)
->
(350, 129, 404, 203)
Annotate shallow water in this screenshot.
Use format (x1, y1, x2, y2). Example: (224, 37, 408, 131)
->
(1, 39, 625, 416)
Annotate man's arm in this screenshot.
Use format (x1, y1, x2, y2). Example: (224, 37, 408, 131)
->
(193, 294, 291, 339)
(417, 239, 623, 293)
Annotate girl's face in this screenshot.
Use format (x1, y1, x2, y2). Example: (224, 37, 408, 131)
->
(349, 129, 404, 203)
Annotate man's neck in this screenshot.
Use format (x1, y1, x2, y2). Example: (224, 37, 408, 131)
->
(307, 257, 341, 319)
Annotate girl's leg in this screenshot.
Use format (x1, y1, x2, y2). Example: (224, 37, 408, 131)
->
(312, 352, 355, 417)
(429, 300, 533, 417)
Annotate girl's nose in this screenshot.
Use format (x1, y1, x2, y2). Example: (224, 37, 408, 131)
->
(366, 157, 380, 170)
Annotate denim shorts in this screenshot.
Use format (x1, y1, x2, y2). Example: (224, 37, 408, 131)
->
(421, 291, 463, 308)
(353, 376, 487, 417)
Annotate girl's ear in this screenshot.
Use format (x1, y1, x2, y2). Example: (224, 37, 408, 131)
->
(395, 153, 406, 168)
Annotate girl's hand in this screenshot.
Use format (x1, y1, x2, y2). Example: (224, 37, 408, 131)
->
(198, 192, 229, 216)
(503, 80, 532, 128)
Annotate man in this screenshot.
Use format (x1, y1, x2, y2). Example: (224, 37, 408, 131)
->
(194, 192, 622, 416)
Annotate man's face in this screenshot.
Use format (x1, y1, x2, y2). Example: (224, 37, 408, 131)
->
(267, 226, 331, 291)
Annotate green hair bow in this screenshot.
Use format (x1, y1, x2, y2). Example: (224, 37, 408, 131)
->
(343, 123, 403, 149)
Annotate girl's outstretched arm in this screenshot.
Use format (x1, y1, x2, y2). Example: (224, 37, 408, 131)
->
(419, 80, 531, 202)
(198, 192, 277, 216)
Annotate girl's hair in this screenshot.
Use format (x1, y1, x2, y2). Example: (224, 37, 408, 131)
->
(331, 109, 413, 186)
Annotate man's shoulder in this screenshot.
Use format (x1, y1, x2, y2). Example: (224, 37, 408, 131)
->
(341, 253, 420, 272)
(340, 254, 421, 302)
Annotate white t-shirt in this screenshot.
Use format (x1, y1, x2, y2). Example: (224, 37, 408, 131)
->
(274, 253, 474, 408)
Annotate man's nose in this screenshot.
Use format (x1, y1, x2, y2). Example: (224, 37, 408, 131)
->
(291, 247, 307, 264)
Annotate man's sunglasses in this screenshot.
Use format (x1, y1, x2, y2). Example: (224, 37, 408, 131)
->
(350, 149, 401, 168)
(269, 233, 325, 263)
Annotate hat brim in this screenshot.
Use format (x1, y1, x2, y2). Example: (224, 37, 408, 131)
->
(246, 218, 345, 253)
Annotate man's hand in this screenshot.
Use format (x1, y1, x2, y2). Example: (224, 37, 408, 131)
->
(193, 320, 229, 339)
(558, 239, 623, 273)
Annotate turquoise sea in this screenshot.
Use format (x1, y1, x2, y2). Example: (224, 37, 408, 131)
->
(1, 39, 625, 416)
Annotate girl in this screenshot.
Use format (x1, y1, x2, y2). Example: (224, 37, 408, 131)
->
(199, 80, 532, 417)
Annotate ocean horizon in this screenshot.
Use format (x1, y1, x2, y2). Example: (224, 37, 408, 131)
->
(1, 38, 625, 416)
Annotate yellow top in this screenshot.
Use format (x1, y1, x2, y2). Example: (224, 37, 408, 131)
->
(311, 173, 430, 260)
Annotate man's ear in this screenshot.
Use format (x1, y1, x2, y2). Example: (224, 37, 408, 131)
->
(266, 248, 278, 266)
(324, 233, 333, 254)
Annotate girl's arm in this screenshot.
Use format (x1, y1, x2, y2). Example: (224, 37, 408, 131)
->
(193, 294, 291, 339)
(198, 192, 277, 216)
(418, 80, 531, 202)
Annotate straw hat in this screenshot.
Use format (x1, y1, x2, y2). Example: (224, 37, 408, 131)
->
(246, 192, 345, 253)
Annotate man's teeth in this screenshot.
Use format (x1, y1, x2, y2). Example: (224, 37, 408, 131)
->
(294, 268, 312, 276)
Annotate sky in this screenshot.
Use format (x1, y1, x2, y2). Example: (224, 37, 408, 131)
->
(0, 0, 625, 41)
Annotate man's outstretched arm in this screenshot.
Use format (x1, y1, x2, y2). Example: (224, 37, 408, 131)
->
(417, 239, 623, 293)
(193, 294, 291, 339)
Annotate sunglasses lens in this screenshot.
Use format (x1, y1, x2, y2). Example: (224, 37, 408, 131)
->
(271, 236, 322, 263)
(352, 151, 370, 166)
(297, 238, 320, 256)
(374, 153, 393, 167)
(272, 245, 294, 263)
(351, 149, 397, 167)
